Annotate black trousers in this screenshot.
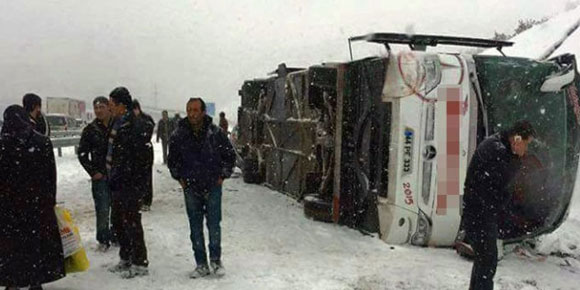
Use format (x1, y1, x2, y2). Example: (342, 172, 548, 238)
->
(111, 192, 148, 267)
(161, 139, 168, 164)
(142, 166, 153, 207)
(465, 215, 498, 290)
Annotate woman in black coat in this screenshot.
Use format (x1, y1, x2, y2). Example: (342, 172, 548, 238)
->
(0, 105, 65, 289)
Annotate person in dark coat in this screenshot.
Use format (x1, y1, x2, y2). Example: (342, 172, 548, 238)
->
(156, 110, 174, 164)
(78, 96, 113, 251)
(463, 120, 536, 290)
(218, 111, 228, 134)
(168, 98, 236, 278)
(172, 113, 181, 131)
(22, 93, 50, 136)
(0, 105, 65, 289)
(132, 100, 155, 211)
(106, 87, 150, 279)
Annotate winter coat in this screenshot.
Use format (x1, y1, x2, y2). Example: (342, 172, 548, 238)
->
(78, 118, 110, 178)
(107, 112, 151, 199)
(168, 115, 236, 193)
(219, 117, 229, 133)
(0, 105, 65, 287)
(156, 118, 174, 142)
(463, 132, 522, 220)
(136, 112, 155, 166)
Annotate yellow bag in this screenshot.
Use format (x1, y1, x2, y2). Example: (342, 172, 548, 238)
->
(55, 206, 90, 273)
(64, 245, 90, 273)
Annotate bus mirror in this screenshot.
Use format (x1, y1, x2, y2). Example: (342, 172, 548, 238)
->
(540, 66, 575, 92)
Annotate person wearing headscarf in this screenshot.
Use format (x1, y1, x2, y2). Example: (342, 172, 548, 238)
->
(0, 105, 65, 289)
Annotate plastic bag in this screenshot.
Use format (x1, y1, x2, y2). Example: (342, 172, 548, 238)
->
(55, 205, 90, 273)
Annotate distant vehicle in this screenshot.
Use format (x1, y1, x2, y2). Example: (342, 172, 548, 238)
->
(46, 97, 88, 122)
(237, 32, 580, 247)
(46, 114, 81, 133)
(75, 118, 87, 127)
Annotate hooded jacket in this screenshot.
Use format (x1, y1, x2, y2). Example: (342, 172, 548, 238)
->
(0, 105, 65, 286)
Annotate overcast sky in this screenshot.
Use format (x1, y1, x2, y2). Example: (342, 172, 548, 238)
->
(0, 0, 576, 119)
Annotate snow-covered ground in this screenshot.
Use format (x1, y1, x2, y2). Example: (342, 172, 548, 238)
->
(40, 143, 580, 290)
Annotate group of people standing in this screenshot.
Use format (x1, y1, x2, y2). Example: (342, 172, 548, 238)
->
(0, 82, 542, 290)
(77, 88, 155, 278)
(0, 88, 236, 289)
(78, 94, 157, 253)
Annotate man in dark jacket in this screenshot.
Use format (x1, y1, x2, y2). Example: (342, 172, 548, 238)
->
(22, 93, 50, 136)
(132, 100, 155, 211)
(106, 87, 150, 279)
(172, 113, 181, 131)
(78, 96, 113, 251)
(218, 111, 228, 134)
(157, 110, 173, 164)
(0, 105, 65, 289)
(463, 120, 536, 290)
(168, 98, 236, 278)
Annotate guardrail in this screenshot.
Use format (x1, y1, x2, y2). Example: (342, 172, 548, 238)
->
(50, 130, 82, 157)
(51, 130, 83, 138)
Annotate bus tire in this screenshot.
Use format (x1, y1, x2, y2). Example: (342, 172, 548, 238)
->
(303, 194, 333, 223)
(242, 158, 261, 184)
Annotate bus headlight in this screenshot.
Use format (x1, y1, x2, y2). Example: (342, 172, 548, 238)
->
(411, 209, 432, 246)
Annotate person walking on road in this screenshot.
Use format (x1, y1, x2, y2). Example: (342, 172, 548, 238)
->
(157, 110, 174, 165)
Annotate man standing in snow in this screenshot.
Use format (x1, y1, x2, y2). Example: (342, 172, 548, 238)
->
(218, 111, 228, 134)
(78, 96, 113, 251)
(106, 87, 150, 279)
(156, 110, 173, 164)
(463, 120, 536, 290)
(132, 100, 155, 212)
(168, 98, 236, 278)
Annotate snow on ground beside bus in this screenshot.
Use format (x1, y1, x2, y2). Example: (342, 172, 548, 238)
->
(43, 144, 579, 290)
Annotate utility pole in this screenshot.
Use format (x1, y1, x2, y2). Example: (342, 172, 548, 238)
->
(154, 83, 159, 109)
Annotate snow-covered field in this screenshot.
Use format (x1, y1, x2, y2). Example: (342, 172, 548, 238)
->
(40, 143, 580, 290)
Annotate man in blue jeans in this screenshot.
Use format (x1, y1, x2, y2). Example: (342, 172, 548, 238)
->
(78, 96, 113, 251)
(168, 97, 236, 278)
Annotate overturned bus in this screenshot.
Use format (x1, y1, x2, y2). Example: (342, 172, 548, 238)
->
(236, 33, 580, 247)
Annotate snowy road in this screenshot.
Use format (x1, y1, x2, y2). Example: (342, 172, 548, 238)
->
(46, 144, 580, 290)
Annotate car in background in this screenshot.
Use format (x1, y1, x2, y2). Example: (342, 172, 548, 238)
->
(76, 118, 87, 127)
(46, 114, 82, 135)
